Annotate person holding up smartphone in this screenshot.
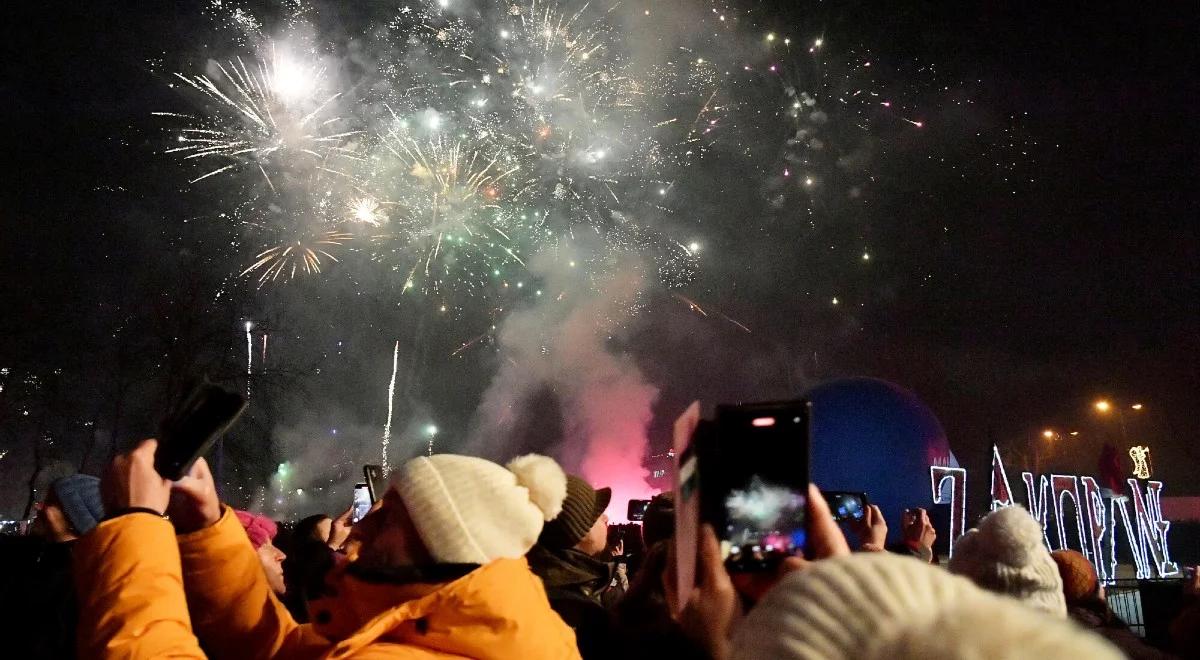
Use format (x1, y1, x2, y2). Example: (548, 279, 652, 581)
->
(899, 507, 937, 563)
(74, 441, 582, 660)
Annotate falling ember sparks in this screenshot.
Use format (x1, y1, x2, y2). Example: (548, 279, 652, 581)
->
(381, 340, 400, 474)
(244, 321, 253, 398)
(673, 293, 751, 333)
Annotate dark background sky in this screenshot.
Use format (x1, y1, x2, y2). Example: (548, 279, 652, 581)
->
(0, 0, 1196, 517)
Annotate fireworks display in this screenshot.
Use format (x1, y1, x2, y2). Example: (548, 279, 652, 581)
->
(147, 1, 1039, 509)
(158, 0, 738, 307)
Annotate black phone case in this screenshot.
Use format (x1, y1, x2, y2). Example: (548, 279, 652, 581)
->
(364, 465, 386, 503)
(156, 383, 246, 481)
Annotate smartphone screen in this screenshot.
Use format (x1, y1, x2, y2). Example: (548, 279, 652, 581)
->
(824, 491, 868, 522)
(351, 483, 371, 523)
(710, 401, 810, 570)
(627, 499, 651, 521)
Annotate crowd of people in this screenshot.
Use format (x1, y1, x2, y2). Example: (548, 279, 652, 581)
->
(1, 439, 1197, 659)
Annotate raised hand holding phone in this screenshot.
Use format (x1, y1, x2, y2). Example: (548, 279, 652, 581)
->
(102, 439, 174, 516)
(155, 382, 246, 482)
(674, 485, 850, 660)
(672, 401, 702, 615)
(166, 457, 222, 533)
(709, 400, 811, 572)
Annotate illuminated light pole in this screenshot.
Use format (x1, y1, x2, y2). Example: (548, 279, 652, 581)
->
(1093, 398, 1153, 478)
(1093, 398, 1144, 444)
(1032, 429, 1061, 475)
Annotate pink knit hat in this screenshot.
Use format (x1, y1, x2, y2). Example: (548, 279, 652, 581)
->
(234, 509, 278, 550)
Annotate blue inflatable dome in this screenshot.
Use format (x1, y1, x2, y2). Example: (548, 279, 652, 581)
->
(805, 378, 957, 543)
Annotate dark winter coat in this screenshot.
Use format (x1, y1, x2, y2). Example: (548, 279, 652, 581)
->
(0, 536, 79, 658)
(1068, 603, 1176, 660)
(527, 544, 626, 659)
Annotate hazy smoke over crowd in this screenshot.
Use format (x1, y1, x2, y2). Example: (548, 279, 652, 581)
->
(471, 249, 659, 519)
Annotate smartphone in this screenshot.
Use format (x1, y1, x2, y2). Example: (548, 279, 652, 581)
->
(673, 402, 702, 614)
(824, 491, 869, 522)
(351, 483, 371, 523)
(706, 400, 811, 572)
(156, 382, 247, 481)
(363, 464, 386, 503)
(627, 499, 651, 521)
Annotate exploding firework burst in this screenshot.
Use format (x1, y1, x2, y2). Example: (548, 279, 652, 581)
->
(380, 0, 714, 283)
(159, 0, 726, 300)
(347, 196, 388, 227)
(241, 227, 353, 284)
(364, 116, 534, 296)
(158, 41, 359, 188)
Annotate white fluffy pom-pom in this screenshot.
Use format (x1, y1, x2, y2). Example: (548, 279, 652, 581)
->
(976, 505, 1044, 564)
(507, 454, 568, 521)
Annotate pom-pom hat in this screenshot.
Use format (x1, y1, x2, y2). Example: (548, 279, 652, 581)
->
(234, 509, 279, 550)
(537, 474, 611, 550)
(731, 553, 1119, 660)
(947, 505, 1066, 616)
(1051, 549, 1100, 604)
(392, 453, 568, 564)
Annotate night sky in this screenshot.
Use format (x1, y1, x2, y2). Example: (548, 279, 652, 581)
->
(1, 0, 1196, 518)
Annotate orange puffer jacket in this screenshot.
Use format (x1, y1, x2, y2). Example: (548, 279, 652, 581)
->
(75, 508, 581, 659)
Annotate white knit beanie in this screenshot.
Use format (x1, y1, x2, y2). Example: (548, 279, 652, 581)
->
(731, 553, 1120, 660)
(947, 505, 1067, 616)
(392, 454, 568, 564)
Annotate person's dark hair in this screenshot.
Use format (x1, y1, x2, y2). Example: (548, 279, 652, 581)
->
(612, 540, 707, 660)
(1073, 586, 1126, 628)
(641, 493, 674, 548)
(282, 538, 335, 623)
(293, 514, 332, 546)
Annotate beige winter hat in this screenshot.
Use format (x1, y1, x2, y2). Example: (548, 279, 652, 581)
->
(392, 454, 568, 564)
(947, 505, 1067, 616)
(731, 552, 1120, 660)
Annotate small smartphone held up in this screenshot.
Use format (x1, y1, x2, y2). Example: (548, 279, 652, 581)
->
(351, 483, 372, 523)
(672, 402, 703, 614)
(363, 464, 386, 503)
(823, 491, 869, 522)
(627, 499, 651, 521)
(155, 382, 247, 481)
(707, 400, 811, 572)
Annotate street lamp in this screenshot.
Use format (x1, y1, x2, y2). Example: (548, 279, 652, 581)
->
(1092, 397, 1146, 444)
(1042, 429, 1056, 439)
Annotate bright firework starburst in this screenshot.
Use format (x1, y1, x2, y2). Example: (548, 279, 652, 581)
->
(158, 1, 721, 299)
(365, 117, 533, 296)
(240, 227, 353, 284)
(157, 42, 359, 188)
